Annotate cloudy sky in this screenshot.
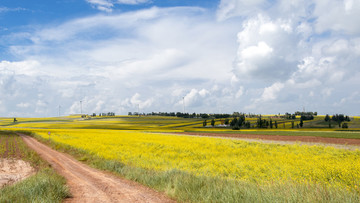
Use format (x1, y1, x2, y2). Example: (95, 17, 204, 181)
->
(0, 0, 359, 117)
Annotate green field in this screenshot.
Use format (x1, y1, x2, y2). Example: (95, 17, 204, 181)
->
(2, 115, 360, 139)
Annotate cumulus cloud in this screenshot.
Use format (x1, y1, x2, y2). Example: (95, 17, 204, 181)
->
(221, 0, 360, 114)
(1, 1, 360, 116)
(260, 82, 284, 102)
(233, 14, 299, 82)
(180, 89, 210, 109)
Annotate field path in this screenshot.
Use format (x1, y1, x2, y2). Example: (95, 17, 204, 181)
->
(19, 134, 174, 203)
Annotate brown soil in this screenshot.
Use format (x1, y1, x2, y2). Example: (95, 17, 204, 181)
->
(20, 134, 174, 203)
(0, 159, 35, 188)
(3, 137, 9, 158)
(173, 132, 360, 146)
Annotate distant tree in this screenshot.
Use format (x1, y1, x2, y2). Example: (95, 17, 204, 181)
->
(245, 121, 251, 129)
(257, 115, 263, 128)
(230, 118, 238, 127)
(331, 115, 337, 121)
(299, 117, 304, 128)
(232, 123, 240, 130)
(200, 114, 209, 119)
(291, 121, 295, 129)
(203, 120, 207, 127)
(324, 114, 330, 122)
(300, 114, 314, 121)
(13, 118, 17, 122)
(262, 120, 268, 128)
(342, 123, 349, 129)
(274, 121, 278, 129)
(211, 119, 215, 127)
(224, 118, 229, 125)
(270, 119, 273, 129)
(237, 114, 245, 128)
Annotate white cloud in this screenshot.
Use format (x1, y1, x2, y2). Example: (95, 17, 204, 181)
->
(86, 0, 151, 12)
(86, 0, 114, 12)
(0, 7, 26, 13)
(314, 0, 360, 35)
(259, 82, 284, 102)
(16, 103, 30, 108)
(233, 14, 299, 82)
(0, 60, 42, 77)
(121, 93, 154, 110)
(335, 91, 360, 106)
(235, 86, 244, 98)
(1, 2, 360, 116)
(199, 89, 210, 97)
(217, 0, 267, 21)
(176, 88, 211, 111)
(117, 0, 150, 5)
(241, 41, 273, 59)
(322, 88, 334, 97)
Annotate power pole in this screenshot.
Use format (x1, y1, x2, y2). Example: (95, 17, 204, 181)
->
(58, 105, 61, 117)
(80, 101, 82, 114)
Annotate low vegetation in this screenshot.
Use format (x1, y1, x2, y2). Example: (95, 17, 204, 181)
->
(0, 131, 69, 202)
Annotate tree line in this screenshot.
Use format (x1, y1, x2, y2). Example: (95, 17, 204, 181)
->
(324, 114, 350, 128)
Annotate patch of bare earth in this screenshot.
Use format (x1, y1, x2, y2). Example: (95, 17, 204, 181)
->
(19, 134, 175, 203)
(0, 159, 35, 188)
(173, 132, 360, 150)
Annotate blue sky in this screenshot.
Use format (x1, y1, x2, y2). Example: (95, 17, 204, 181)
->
(1, 0, 360, 117)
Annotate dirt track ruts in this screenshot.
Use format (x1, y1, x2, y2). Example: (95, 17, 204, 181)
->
(19, 134, 174, 203)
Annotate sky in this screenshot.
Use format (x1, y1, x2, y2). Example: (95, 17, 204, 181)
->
(0, 0, 359, 117)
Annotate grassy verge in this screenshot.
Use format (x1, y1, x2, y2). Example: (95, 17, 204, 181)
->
(0, 131, 70, 202)
(0, 168, 69, 202)
(28, 131, 360, 203)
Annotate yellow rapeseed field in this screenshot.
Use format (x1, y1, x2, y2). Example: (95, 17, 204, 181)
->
(31, 129, 360, 191)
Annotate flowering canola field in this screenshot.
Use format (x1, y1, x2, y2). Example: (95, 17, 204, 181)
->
(31, 129, 360, 191)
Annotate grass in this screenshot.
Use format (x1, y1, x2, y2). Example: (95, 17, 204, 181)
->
(0, 131, 70, 202)
(0, 168, 69, 203)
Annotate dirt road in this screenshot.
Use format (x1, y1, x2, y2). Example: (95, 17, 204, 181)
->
(20, 134, 174, 203)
